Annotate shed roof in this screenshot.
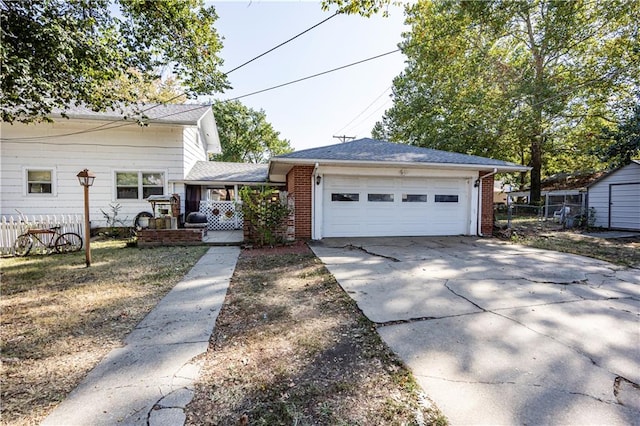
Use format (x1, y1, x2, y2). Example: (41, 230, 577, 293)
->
(587, 160, 640, 188)
(183, 161, 269, 184)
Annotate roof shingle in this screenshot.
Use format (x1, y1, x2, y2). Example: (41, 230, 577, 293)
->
(185, 161, 268, 183)
(52, 103, 212, 125)
(275, 138, 523, 168)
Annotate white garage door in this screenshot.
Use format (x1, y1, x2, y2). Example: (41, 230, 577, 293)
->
(610, 183, 640, 230)
(322, 175, 471, 237)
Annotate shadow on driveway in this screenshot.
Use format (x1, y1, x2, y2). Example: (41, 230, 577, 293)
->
(311, 237, 640, 425)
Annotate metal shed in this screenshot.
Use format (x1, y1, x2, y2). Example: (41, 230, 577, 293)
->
(587, 160, 640, 231)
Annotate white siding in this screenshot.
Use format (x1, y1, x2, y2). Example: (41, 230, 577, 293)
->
(1, 120, 195, 227)
(588, 162, 640, 230)
(182, 127, 208, 178)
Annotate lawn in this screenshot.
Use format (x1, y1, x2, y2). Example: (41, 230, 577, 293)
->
(186, 246, 446, 425)
(495, 218, 640, 267)
(0, 240, 208, 426)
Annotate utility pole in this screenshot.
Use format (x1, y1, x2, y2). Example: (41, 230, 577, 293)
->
(333, 135, 355, 143)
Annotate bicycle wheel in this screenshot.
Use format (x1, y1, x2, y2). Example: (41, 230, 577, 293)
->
(54, 232, 83, 253)
(14, 234, 33, 257)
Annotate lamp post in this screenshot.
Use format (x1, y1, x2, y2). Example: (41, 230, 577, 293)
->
(77, 169, 96, 267)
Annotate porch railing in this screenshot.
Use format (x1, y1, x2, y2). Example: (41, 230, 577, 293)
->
(0, 214, 84, 256)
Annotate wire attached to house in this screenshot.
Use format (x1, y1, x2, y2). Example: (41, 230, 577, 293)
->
(224, 11, 340, 75)
(227, 49, 401, 101)
(1, 11, 341, 142)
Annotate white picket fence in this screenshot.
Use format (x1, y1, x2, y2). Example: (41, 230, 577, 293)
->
(0, 214, 84, 256)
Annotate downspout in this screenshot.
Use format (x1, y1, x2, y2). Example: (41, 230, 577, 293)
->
(476, 168, 498, 237)
(312, 163, 319, 239)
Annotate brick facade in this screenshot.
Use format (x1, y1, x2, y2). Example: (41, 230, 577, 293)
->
(287, 165, 314, 239)
(479, 171, 495, 236)
(138, 229, 204, 247)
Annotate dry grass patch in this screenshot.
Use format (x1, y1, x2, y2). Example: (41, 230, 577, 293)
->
(186, 248, 446, 425)
(497, 219, 640, 267)
(0, 240, 208, 425)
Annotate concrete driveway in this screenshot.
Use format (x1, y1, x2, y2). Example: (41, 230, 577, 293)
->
(310, 237, 640, 425)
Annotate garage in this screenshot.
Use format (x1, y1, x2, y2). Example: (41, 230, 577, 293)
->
(268, 138, 529, 240)
(322, 175, 471, 237)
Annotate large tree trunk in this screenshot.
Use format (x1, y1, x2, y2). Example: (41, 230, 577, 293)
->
(530, 136, 542, 204)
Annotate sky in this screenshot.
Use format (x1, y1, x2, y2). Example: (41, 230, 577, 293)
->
(204, 1, 409, 151)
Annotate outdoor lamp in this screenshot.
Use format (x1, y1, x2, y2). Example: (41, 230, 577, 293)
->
(316, 175, 322, 185)
(77, 169, 95, 267)
(76, 169, 96, 187)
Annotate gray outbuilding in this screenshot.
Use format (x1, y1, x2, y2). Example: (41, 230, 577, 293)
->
(587, 160, 640, 230)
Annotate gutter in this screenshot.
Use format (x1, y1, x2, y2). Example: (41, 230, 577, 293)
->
(476, 168, 498, 237)
(270, 157, 529, 173)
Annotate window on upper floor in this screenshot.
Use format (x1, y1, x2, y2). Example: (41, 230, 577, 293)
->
(116, 171, 165, 200)
(26, 169, 53, 195)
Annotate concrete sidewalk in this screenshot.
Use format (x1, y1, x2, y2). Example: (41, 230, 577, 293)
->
(42, 246, 240, 426)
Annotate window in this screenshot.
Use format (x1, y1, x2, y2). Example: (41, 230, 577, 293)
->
(331, 193, 359, 202)
(435, 194, 459, 203)
(402, 194, 427, 203)
(27, 169, 53, 194)
(368, 193, 394, 202)
(116, 171, 165, 200)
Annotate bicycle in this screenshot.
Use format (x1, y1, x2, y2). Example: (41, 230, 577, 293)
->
(13, 214, 83, 257)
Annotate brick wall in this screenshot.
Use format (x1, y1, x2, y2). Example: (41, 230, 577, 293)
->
(287, 165, 314, 239)
(138, 229, 203, 247)
(479, 171, 495, 236)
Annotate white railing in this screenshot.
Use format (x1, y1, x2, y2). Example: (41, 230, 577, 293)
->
(199, 201, 243, 231)
(0, 214, 84, 256)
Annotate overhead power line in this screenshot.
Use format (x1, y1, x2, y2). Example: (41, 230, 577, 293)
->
(334, 85, 391, 135)
(224, 12, 340, 75)
(2, 12, 341, 141)
(228, 49, 401, 101)
(333, 135, 356, 143)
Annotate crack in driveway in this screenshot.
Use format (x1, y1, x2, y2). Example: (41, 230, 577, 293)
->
(341, 244, 401, 262)
(418, 375, 618, 405)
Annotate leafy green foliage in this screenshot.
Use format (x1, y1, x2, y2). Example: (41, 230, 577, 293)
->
(594, 102, 640, 169)
(1, 0, 228, 123)
(211, 100, 293, 163)
(239, 186, 292, 247)
(360, 0, 639, 203)
(96, 69, 188, 104)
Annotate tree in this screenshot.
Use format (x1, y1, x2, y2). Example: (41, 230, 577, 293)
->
(1, 0, 228, 123)
(211, 100, 293, 164)
(96, 69, 188, 104)
(594, 101, 640, 169)
(330, 0, 640, 203)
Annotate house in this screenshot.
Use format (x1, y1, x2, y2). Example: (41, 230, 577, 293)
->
(267, 138, 529, 239)
(587, 160, 640, 231)
(1, 103, 221, 228)
(2, 108, 530, 240)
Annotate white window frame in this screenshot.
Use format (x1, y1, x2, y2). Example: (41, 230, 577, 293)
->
(114, 170, 167, 201)
(23, 167, 56, 197)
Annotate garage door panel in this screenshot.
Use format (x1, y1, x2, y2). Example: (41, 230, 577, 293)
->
(322, 175, 470, 237)
(610, 183, 640, 230)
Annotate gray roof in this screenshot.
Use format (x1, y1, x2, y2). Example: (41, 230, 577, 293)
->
(52, 103, 212, 125)
(275, 138, 524, 168)
(185, 161, 268, 183)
